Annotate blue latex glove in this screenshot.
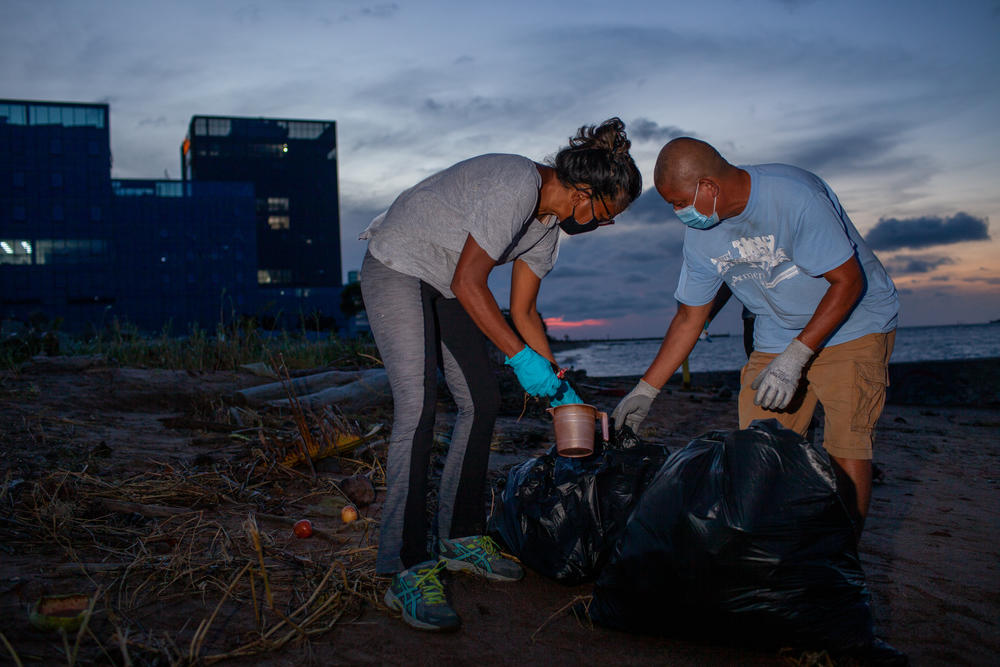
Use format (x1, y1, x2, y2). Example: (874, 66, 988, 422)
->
(550, 381, 583, 406)
(505, 346, 562, 398)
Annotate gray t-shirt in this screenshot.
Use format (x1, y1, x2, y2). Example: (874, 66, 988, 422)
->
(365, 154, 561, 297)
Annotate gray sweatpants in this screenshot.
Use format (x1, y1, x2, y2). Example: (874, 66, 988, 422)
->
(361, 251, 500, 575)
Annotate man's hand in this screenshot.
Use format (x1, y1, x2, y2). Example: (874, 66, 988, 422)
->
(610, 379, 660, 432)
(750, 339, 814, 410)
(505, 346, 562, 398)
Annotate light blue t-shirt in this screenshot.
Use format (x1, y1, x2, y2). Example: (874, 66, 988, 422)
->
(674, 164, 899, 353)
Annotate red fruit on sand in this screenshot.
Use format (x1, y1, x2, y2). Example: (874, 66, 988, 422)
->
(293, 519, 313, 538)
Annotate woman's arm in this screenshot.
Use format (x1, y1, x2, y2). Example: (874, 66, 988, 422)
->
(509, 259, 556, 363)
(451, 234, 525, 358)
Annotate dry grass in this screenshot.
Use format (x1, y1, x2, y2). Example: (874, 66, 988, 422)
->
(1, 361, 388, 665)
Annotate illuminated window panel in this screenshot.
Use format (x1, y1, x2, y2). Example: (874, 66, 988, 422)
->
(268, 215, 290, 230)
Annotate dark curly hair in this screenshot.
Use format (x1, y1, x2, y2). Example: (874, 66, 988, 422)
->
(550, 117, 642, 207)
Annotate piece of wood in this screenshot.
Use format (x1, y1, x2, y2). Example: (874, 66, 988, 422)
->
(235, 369, 384, 404)
(266, 370, 392, 410)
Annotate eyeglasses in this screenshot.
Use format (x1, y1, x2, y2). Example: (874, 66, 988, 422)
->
(578, 188, 616, 226)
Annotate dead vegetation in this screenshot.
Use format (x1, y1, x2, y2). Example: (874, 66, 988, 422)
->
(0, 355, 392, 665)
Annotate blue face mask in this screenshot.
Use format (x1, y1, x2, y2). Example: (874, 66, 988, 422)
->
(674, 181, 719, 230)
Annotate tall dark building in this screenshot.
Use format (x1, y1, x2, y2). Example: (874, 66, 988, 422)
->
(181, 116, 341, 295)
(1, 100, 115, 327)
(1, 99, 258, 333)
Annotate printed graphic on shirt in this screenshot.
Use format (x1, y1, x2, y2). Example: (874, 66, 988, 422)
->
(709, 234, 799, 288)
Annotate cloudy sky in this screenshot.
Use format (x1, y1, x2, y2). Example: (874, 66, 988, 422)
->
(3, 0, 998, 337)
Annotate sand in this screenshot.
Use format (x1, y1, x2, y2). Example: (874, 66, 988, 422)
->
(0, 356, 997, 665)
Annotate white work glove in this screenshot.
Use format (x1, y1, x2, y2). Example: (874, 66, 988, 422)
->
(750, 339, 814, 410)
(610, 379, 660, 433)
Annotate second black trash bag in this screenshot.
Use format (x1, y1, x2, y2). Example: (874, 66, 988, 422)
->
(489, 428, 671, 585)
(589, 420, 904, 661)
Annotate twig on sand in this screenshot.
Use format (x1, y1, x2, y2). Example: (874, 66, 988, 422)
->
(0, 632, 24, 667)
(530, 594, 594, 643)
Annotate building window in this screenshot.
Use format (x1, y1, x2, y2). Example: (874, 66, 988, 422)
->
(258, 269, 293, 285)
(194, 118, 207, 135)
(29, 104, 105, 129)
(12, 172, 24, 188)
(267, 197, 289, 212)
(52, 204, 64, 221)
(0, 239, 32, 265)
(33, 239, 108, 265)
(90, 206, 102, 221)
(207, 118, 231, 136)
(282, 121, 327, 139)
(0, 103, 27, 125)
(50, 138, 62, 155)
(51, 172, 63, 188)
(268, 215, 290, 230)
(155, 182, 184, 197)
(13, 204, 26, 220)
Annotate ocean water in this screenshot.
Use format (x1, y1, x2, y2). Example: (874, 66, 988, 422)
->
(554, 322, 1000, 378)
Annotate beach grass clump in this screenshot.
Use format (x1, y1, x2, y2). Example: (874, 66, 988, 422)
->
(2, 315, 380, 372)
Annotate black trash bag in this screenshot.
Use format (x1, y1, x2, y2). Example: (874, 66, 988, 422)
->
(488, 427, 671, 585)
(589, 420, 906, 663)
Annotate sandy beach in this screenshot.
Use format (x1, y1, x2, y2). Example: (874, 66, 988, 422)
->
(1, 356, 997, 665)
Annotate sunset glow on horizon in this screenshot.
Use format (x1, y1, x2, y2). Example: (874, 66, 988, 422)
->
(545, 316, 609, 329)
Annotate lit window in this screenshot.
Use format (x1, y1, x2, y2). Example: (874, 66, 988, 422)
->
(257, 269, 293, 285)
(0, 239, 32, 265)
(268, 215, 290, 230)
(267, 197, 289, 212)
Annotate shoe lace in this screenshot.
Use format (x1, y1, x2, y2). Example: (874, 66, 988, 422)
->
(473, 536, 502, 559)
(412, 561, 447, 605)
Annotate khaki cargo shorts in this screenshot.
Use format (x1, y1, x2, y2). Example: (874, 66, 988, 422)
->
(738, 331, 896, 460)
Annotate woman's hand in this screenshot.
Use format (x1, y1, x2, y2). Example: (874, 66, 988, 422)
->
(505, 346, 562, 398)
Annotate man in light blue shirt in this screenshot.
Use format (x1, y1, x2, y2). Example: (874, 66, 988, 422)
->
(613, 137, 899, 536)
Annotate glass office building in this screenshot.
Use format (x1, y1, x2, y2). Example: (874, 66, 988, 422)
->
(1, 99, 259, 332)
(111, 179, 257, 331)
(0, 100, 115, 328)
(182, 115, 342, 324)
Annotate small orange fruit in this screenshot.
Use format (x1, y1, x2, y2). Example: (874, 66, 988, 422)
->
(341, 504, 359, 524)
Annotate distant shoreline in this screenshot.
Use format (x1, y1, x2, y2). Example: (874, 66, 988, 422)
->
(589, 357, 1000, 408)
(550, 320, 1000, 348)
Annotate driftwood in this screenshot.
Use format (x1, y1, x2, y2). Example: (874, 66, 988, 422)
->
(235, 368, 391, 410)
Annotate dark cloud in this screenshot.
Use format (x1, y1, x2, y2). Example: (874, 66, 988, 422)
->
(779, 124, 922, 178)
(882, 254, 955, 276)
(962, 276, 1000, 285)
(864, 212, 990, 251)
(627, 118, 690, 144)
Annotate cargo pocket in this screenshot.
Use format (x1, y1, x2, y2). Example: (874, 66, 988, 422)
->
(850, 361, 889, 433)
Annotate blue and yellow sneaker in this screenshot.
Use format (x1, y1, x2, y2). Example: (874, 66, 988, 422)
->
(438, 535, 524, 582)
(383, 560, 460, 631)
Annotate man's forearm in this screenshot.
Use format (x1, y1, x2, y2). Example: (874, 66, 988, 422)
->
(642, 303, 712, 389)
(797, 268, 864, 351)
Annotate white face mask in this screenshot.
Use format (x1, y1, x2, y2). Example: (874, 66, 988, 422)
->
(675, 181, 720, 229)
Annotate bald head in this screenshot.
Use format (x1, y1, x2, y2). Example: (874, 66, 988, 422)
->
(653, 137, 728, 194)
